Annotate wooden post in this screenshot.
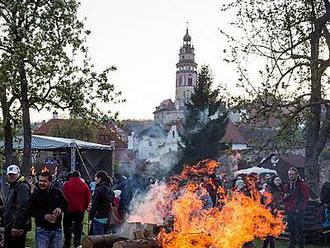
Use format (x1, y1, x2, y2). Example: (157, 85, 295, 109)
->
(70, 144, 76, 172)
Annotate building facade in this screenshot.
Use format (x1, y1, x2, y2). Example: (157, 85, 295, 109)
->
(154, 28, 197, 127)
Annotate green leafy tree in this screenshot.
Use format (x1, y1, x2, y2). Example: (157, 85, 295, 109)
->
(177, 66, 229, 172)
(220, 0, 330, 197)
(0, 57, 21, 167)
(0, 119, 4, 166)
(48, 119, 98, 142)
(0, 0, 123, 169)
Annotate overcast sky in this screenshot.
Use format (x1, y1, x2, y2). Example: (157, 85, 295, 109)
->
(31, 0, 238, 121)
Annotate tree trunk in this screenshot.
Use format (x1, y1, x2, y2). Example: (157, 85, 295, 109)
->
(20, 62, 32, 171)
(304, 27, 322, 199)
(304, 149, 320, 199)
(3, 109, 13, 167)
(0, 91, 14, 167)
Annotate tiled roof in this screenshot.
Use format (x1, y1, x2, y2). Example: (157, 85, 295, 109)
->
(154, 99, 175, 113)
(258, 153, 305, 180)
(281, 154, 305, 167)
(34, 119, 127, 148)
(34, 119, 63, 135)
(223, 121, 247, 144)
(138, 123, 167, 138)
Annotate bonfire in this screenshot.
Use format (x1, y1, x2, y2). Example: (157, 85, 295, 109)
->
(127, 159, 285, 248)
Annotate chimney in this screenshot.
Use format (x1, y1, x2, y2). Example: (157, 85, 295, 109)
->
(53, 111, 59, 119)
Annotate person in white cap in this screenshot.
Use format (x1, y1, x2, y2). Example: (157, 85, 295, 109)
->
(3, 165, 31, 248)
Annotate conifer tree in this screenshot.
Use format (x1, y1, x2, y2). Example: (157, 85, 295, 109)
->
(177, 66, 229, 172)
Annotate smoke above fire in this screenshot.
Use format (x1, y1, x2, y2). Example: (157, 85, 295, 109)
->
(126, 159, 285, 248)
(126, 181, 169, 225)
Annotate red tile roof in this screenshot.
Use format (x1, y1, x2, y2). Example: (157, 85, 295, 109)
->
(223, 121, 247, 144)
(34, 119, 127, 148)
(154, 99, 175, 113)
(34, 119, 63, 136)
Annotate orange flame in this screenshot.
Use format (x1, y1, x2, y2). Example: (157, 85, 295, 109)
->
(263, 191, 273, 207)
(157, 160, 285, 248)
(181, 159, 220, 180)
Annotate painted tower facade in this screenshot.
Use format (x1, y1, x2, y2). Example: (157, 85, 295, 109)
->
(154, 28, 198, 127)
(175, 28, 197, 109)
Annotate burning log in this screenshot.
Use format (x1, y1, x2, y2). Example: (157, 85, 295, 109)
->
(122, 222, 142, 239)
(122, 222, 159, 239)
(112, 240, 161, 248)
(82, 234, 127, 248)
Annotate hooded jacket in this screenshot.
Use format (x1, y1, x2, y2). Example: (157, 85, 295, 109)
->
(63, 177, 91, 212)
(89, 182, 114, 219)
(3, 176, 31, 230)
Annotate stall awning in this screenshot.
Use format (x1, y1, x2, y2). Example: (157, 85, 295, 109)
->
(11, 135, 113, 151)
(234, 166, 277, 177)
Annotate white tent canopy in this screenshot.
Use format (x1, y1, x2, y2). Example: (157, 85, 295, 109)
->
(12, 135, 113, 151)
(234, 166, 277, 177)
(2, 135, 114, 174)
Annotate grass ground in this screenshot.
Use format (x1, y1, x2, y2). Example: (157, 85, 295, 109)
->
(25, 214, 90, 248)
(24, 216, 329, 248)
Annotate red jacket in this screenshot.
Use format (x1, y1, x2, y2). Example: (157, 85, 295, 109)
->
(283, 178, 309, 213)
(63, 177, 91, 212)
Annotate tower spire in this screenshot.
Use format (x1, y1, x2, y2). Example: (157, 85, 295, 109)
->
(183, 25, 191, 43)
(175, 25, 197, 108)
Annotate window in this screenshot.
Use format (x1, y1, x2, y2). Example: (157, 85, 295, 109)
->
(172, 131, 175, 138)
(188, 78, 193, 86)
(179, 76, 183, 86)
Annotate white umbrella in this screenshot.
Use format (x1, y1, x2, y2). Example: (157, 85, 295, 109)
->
(234, 167, 277, 177)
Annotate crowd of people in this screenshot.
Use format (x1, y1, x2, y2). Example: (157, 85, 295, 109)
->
(0, 165, 124, 248)
(195, 167, 323, 248)
(0, 163, 329, 248)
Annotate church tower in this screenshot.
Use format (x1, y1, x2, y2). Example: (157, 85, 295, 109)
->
(175, 28, 197, 109)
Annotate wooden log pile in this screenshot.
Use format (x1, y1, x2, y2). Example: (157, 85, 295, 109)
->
(83, 237, 160, 248)
(82, 222, 162, 248)
(112, 240, 161, 248)
(83, 234, 127, 248)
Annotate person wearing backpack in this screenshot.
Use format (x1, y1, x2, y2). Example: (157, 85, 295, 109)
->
(3, 165, 31, 248)
(89, 171, 114, 235)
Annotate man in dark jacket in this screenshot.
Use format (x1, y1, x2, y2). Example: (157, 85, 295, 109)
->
(283, 167, 309, 248)
(30, 171, 67, 248)
(3, 164, 31, 248)
(63, 170, 91, 248)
